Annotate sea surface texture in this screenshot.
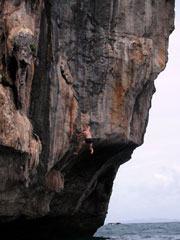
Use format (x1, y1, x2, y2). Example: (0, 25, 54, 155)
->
(94, 222, 180, 240)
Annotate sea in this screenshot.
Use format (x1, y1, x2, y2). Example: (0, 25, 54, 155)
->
(14, 221, 180, 240)
(93, 222, 180, 240)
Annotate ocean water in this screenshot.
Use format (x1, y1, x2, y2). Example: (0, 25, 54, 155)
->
(94, 222, 180, 240)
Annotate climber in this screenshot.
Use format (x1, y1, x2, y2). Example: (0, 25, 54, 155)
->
(73, 125, 94, 155)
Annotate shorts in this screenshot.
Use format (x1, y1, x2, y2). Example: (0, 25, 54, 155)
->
(85, 138, 93, 144)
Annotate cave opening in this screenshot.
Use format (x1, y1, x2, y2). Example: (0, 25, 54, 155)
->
(2, 54, 6, 67)
(7, 56, 19, 109)
(8, 56, 18, 83)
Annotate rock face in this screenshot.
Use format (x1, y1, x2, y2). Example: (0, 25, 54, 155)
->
(0, 0, 175, 237)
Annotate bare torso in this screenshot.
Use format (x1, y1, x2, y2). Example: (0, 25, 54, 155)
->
(74, 126, 94, 154)
(83, 129, 92, 139)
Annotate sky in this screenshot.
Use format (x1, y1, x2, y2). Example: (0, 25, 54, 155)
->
(106, 1, 180, 224)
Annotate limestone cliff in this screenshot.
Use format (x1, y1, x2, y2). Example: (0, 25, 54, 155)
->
(0, 0, 175, 237)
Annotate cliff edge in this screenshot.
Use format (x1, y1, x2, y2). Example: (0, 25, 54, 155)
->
(0, 0, 175, 237)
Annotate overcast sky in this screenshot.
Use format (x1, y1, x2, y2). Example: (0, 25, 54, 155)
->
(106, 1, 180, 223)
